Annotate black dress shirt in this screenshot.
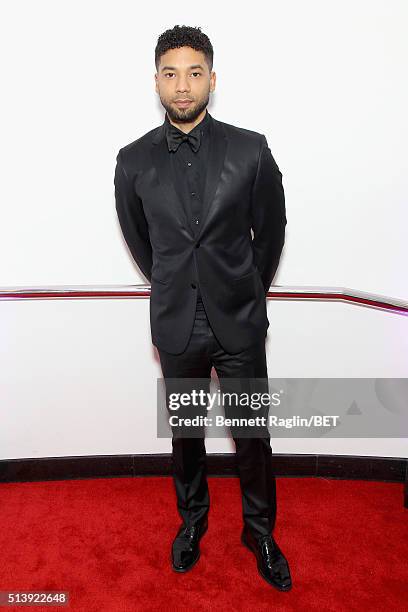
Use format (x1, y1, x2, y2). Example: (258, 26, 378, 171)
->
(164, 110, 213, 302)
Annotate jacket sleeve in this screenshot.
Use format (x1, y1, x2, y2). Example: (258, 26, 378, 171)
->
(114, 149, 153, 282)
(250, 135, 287, 295)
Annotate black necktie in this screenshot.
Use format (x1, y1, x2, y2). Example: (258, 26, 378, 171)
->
(166, 125, 201, 153)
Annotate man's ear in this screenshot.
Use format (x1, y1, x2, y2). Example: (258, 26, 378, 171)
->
(210, 71, 216, 93)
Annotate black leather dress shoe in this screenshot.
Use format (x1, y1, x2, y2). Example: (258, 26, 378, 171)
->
(171, 518, 208, 572)
(241, 527, 292, 591)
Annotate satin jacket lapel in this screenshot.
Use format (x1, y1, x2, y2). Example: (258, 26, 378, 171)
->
(151, 113, 227, 241)
(151, 128, 190, 236)
(196, 118, 227, 241)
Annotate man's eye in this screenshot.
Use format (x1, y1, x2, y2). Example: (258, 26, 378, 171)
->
(164, 73, 175, 78)
(192, 72, 201, 77)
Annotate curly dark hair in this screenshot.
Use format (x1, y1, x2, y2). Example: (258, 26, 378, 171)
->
(155, 25, 214, 72)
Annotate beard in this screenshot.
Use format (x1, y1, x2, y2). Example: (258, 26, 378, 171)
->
(159, 90, 210, 124)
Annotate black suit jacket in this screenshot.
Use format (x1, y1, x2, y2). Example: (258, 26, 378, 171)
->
(114, 112, 286, 355)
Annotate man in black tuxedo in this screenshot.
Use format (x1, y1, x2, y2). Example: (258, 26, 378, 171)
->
(114, 25, 291, 591)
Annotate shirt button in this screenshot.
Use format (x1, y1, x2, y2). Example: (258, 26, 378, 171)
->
(195, 218, 199, 225)
(187, 162, 192, 166)
(191, 283, 197, 289)
(191, 192, 196, 196)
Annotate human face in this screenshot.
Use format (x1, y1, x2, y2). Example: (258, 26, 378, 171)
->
(155, 46, 216, 127)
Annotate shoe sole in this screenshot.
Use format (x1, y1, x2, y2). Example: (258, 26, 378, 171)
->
(241, 533, 292, 592)
(171, 523, 208, 573)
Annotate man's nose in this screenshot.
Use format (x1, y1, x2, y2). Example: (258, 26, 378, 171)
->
(175, 77, 190, 92)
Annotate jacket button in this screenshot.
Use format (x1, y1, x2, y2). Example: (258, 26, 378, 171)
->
(195, 242, 200, 248)
(191, 283, 197, 289)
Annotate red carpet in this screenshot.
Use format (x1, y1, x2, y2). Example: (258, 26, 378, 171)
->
(0, 476, 407, 611)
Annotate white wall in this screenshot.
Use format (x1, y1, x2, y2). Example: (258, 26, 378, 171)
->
(1, 297, 407, 460)
(0, 1, 407, 460)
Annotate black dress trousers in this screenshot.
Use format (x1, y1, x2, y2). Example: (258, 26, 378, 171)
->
(157, 296, 277, 539)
